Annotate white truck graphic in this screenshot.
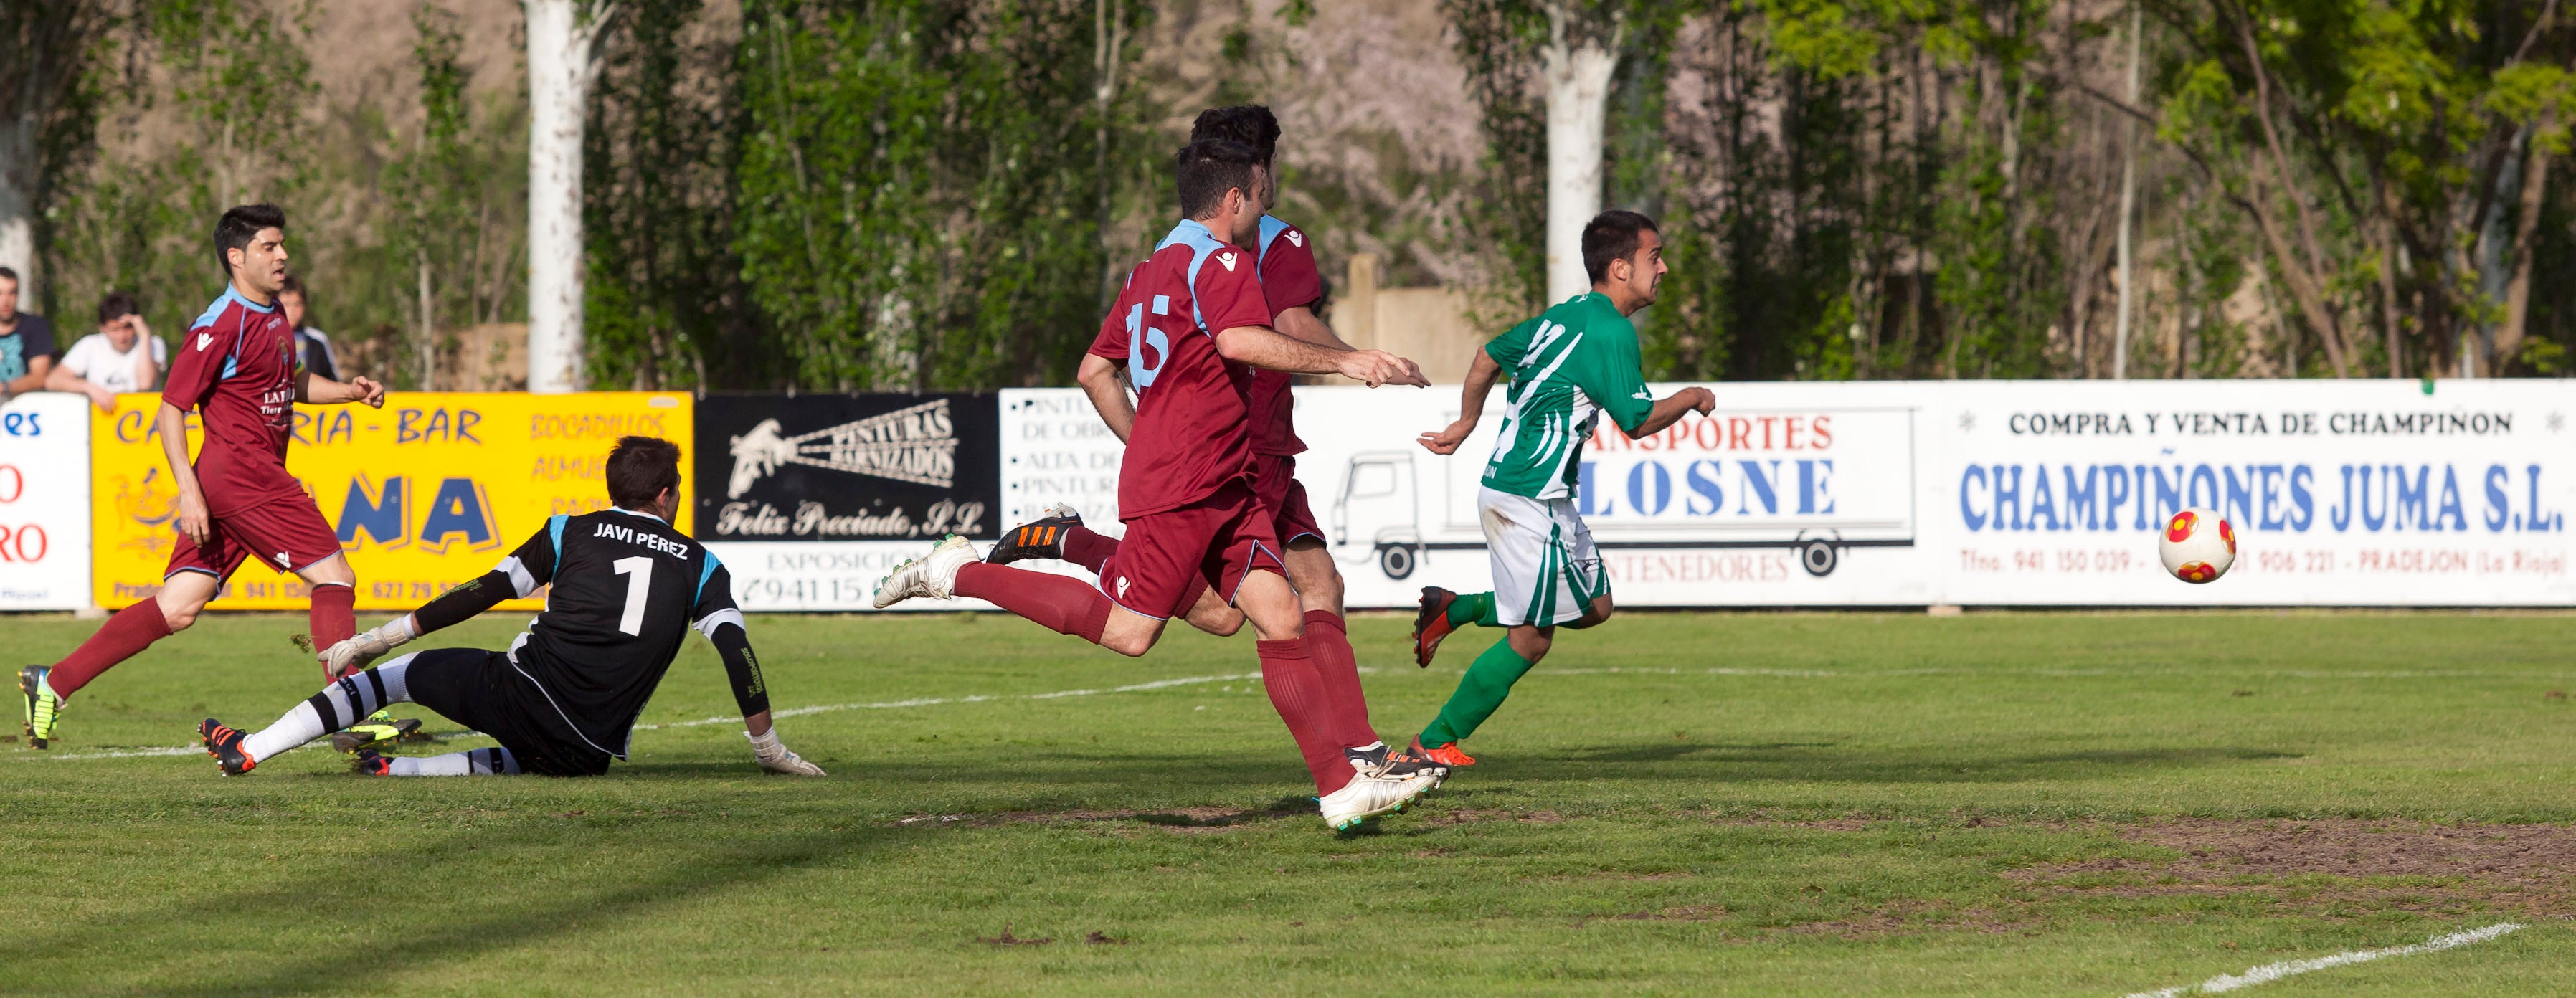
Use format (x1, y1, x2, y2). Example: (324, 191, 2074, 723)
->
(1327, 408, 1918, 580)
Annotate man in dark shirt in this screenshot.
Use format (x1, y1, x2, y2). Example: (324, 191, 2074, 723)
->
(0, 266, 56, 399)
(199, 436, 824, 779)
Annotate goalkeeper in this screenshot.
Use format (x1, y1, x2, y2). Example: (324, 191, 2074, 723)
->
(196, 436, 824, 779)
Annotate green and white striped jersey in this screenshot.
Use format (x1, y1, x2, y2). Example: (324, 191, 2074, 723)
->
(1480, 292, 1654, 500)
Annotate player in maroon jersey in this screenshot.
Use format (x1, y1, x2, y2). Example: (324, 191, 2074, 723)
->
(18, 205, 387, 749)
(984, 106, 1441, 781)
(874, 140, 1436, 831)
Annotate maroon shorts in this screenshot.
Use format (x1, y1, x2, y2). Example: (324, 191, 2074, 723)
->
(1098, 480, 1287, 619)
(1253, 454, 1325, 546)
(165, 496, 344, 583)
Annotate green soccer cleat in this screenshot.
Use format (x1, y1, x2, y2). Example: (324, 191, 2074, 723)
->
(19, 665, 62, 750)
(330, 710, 425, 754)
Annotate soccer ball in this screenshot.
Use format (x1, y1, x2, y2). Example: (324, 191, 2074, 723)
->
(2159, 507, 2235, 584)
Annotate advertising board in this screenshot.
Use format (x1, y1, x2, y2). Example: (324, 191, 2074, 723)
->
(995, 381, 2573, 609)
(90, 391, 692, 611)
(696, 393, 1016, 612)
(0, 393, 92, 609)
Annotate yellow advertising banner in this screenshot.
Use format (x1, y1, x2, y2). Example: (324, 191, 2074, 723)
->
(92, 392, 693, 610)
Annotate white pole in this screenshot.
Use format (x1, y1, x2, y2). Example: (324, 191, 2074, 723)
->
(524, 0, 611, 394)
(2111, 2, 2141, 380)
(1540, 6, 1617, 305)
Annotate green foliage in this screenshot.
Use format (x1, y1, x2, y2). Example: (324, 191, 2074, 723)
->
(584, 0, 764, 390)
(45, 0, 317, 341)
(732, 0, 1153, 391)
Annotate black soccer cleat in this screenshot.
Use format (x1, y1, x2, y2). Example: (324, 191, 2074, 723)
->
(349, 749, 393, 776)
(199, 718, 256, 776)
(985, 504, 1084, 565)
(1412, 587, 1460, 667)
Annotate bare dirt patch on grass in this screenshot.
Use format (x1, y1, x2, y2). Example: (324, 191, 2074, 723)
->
(2011, 819, 2576, 917)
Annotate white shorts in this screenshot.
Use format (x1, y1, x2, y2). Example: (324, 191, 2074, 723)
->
(1477, 485, 1608, 627)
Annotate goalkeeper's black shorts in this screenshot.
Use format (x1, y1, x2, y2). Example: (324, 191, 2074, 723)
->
(400, 647, 615, 777)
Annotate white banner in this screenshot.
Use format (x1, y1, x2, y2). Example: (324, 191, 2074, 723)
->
(0, 394, 93, 609)
(993, 380, 2574, 609)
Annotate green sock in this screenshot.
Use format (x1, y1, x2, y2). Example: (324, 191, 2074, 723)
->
(1445, 591, 1500, 628)
(1419, 638, 1535, 746)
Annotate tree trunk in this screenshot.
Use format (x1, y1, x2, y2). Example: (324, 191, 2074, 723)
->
(0, 118, 34, 301)
(524, 0, 612, 394)
(1540, 6, 1619, 305)
(2493, 110, 2552, 373)
(2112, 2, 2141, 379)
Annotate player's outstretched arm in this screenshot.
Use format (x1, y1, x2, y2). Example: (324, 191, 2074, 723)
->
(293, 369, 386, 408)
(1213, 324, 1427, 387)
(1624, 387, 1718, 440)
(693, 561, 823, 775)
(1419, 348, 1505, 455)
(318, 523, 559, 678)
(706, 625, 823, 776)
(1076, 353, 1137, 442)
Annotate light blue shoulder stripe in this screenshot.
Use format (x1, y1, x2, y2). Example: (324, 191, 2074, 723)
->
(1256, 214, 1291, 265)
(695, 549, 721, 602)
(1155, 219, 1232, 335)
(546, 514, 568, 559)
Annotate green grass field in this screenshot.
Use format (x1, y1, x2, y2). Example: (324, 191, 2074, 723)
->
(4, 609, 2573, 996)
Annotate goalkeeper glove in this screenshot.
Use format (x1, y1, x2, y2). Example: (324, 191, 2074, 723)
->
(747, 728, 825, 776)
(321, 614, 418, 680)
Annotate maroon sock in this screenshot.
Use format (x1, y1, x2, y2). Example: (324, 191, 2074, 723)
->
(47, 601, 174, 699)
(310, 584, 356, 650)
(1257, 637, 1355, 796)
(1061, 525, 1119, 574)
(1303, 610, 1378, 748)
(954, 562, 1112, 643)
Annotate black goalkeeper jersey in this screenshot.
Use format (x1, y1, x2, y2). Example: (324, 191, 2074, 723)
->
(490, 508, 745, 757)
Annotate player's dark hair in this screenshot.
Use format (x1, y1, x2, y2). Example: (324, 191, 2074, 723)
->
(606, 435, 684, 510)
(278, 273, 306, 300)
(0, 266, 16, 285)
(1581, 210, 1659, 284)
(1176, 139, 1263, 220)
(1190, 105, 1280, 164)
(214, 204, 288, 276)
(98, 291, 140, 326)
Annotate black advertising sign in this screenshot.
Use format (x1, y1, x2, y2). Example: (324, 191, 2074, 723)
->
(696, 394, 1000, 541)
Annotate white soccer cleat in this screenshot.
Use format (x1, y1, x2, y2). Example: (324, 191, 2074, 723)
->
(873, 534, 982, 608)
(1317, 771, 1438, 832)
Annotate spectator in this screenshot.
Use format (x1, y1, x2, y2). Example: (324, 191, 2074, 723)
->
(0, 266, 57, 402)
(49, 291, 166, 412)
(276, 274, 340, 380)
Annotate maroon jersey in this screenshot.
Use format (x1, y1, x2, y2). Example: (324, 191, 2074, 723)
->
(163, 286, 303, 517)
(1246, 215, 1323, 457)
(1088, 219, 1273, 520)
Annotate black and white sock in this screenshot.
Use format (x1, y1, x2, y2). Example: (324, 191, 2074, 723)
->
(242, 654, 417, 763)
(387, 746, 519, 776)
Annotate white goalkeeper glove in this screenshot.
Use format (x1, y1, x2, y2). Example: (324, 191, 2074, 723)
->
(748, 728, 825, 776)
(320, 614, 418, 680)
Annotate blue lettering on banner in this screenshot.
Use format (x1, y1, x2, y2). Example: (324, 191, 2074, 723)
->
(1958, 462, 2565, 534)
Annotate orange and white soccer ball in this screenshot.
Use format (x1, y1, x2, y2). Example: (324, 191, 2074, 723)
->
(2159, 507, 2235, 584)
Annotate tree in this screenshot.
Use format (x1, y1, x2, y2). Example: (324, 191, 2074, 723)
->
(2141, 0, 2571, 376)
(524, 0, 619, 393)
(732, 0, 1152, 391)
(0, 2, 115, 304)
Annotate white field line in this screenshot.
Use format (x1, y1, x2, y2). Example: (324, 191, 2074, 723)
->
(2122, 922, 2523, 997)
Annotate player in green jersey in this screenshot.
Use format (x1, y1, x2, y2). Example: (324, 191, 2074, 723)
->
(1408, 210, 1715, 769)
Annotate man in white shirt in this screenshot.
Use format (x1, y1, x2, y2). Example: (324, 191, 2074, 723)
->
(48, 291, 166, 411)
